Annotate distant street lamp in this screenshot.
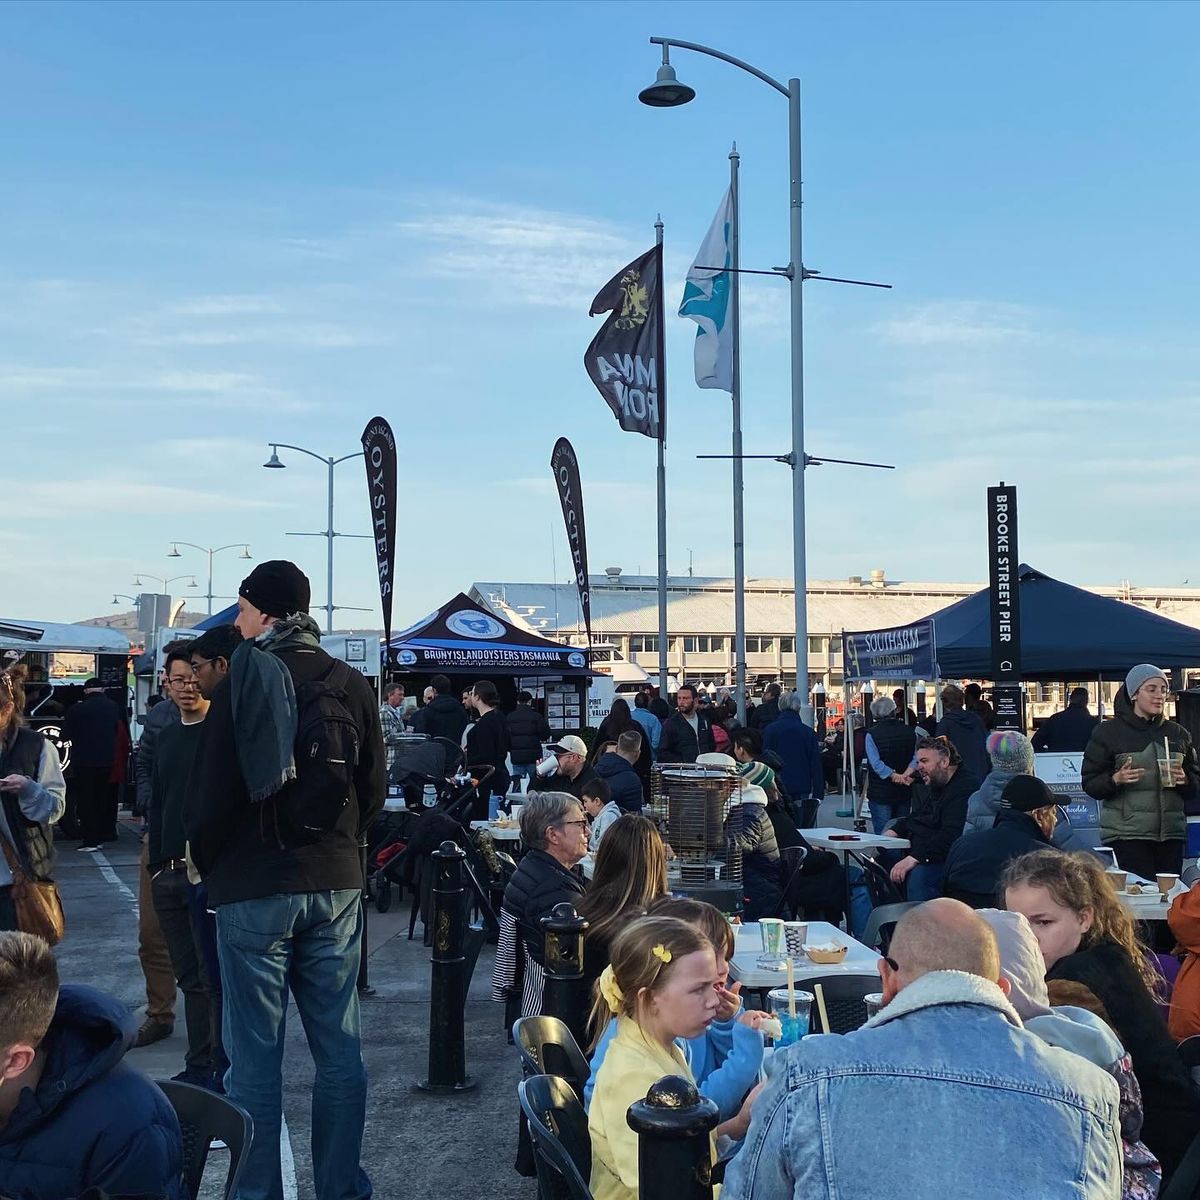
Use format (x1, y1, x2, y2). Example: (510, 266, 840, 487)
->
(262, 443, 369, 634)
(133, 573, 198, 592)
(166, 544, 251, 616)
(112, 593, 140, 608)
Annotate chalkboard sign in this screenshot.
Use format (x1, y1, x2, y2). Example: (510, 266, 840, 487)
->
(96, 654, 128, 689)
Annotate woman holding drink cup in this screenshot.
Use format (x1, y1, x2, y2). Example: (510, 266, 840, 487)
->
(1081, 663, 1199, 879)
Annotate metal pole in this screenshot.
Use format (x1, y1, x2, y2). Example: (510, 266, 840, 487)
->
(207, 548, 214, 616)
(787, 77, 809, 721)
(730, 144, 747, 727)
(629, 1075, 719, 1200)
(326, 455, 336, 634)
(655, 216, 669, 703)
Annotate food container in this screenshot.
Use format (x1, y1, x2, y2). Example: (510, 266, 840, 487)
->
(803, 943, 848, 965)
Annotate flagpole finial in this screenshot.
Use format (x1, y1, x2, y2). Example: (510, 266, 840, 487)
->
(730, 141, 738, 159)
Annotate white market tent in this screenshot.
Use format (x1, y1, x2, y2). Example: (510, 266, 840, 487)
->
(0, 619, 130, 656)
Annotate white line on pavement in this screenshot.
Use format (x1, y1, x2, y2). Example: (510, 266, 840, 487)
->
(91, 850, 139, 919)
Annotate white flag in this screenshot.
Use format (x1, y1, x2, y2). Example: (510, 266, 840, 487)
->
(678, 187, 734, 392)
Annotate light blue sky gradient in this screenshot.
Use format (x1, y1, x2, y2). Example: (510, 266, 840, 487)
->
(6, 0, 1200, 626)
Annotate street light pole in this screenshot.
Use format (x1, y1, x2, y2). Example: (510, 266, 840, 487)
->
(640, 38, 810, 710)
(165, 544, 251, 615)
(264, 443, 368, 635)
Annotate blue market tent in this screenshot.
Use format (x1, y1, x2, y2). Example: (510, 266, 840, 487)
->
(193, 603, 239, 631)
(929, 564, 1200, 680)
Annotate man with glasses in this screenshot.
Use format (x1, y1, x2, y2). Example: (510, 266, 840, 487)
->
(1083, 662, 1200, 879)
(148, 647, 223, 1090)
(188, 625, 241, 702)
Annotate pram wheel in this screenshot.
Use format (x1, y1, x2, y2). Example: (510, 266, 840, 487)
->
(375, 881, 392, 913)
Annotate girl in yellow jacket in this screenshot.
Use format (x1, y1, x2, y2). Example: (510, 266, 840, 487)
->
(587, 914, 760, 1200)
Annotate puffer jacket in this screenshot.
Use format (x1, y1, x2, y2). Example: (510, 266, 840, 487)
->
(594, 752, 644, 813)
(725, 794, 782, 920)
(1082, 687, 1199, 843)
(506, 703, 551, 765)
(0, 985, 185, 1200)
(963, 768, 1022, 834)
(500, 848, 586, 968)
(934, 708, 989, 782)
(1168, 883, 1200, 1041)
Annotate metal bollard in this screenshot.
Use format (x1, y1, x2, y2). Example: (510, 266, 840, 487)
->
(418, 840, 477, 1093)
(358, 844, 375, 997)
(628, 1075, 720, 1200)
(540, 902, 590, 1050)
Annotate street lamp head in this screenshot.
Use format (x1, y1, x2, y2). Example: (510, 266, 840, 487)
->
(133, 576, 143, 587)
(639, 62, 696, 107)
(112, 596, 119, 606)
(167, 545, 181, 558)
(187, 577, 199, 589)
(239, 545, 252, 559)
(263, 448, 285, 469)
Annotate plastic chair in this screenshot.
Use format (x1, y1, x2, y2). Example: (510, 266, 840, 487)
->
(157, 1079, 253, 1200)
(518, 1074, 593, 1200)
(1183, 863, 1200, 888)
(848, 850, 904, 909)
(806, 974, 883, 1034)
(861, 901, 921, 954)
(514, 1015, 592, 1101)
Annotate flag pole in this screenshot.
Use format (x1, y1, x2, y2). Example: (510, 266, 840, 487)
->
(655, 214, 669, 705)
(730, 143, 747, 725)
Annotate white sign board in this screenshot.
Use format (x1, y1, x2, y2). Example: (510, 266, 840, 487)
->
(1034, 752, 1086, 799)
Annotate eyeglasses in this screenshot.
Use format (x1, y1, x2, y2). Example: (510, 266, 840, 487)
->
(1140, 684, 1172, 697)
(190, 657, 215, 670)
(883, 955, 900, 972)
(556, 819, 589, 830)
(167, 677, 199, 690)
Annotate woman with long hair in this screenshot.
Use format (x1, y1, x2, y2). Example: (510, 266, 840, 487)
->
(0, 664, 66, 932)
(1003, 848, 1200, 1179)
(578, 814, 668, 988)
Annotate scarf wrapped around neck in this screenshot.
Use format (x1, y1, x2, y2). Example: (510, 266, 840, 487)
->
(229, 613, 322, 803)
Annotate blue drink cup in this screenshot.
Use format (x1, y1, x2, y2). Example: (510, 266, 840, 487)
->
(767, 988, 813, 1046)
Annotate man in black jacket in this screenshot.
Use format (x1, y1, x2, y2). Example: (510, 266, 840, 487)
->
(884, 736, 978, 901)
(466, 679, 511, 819)
(183, 561, 384, 1200)
(658, 684, 715, 763)
(750, 683, 781, 731)
(528, 734, 599, 801)
(420, 674, 469, 744)
(507, 690, 551, 790)
(62, 679, 119, 851)
(1032, 687, 1099, 753)
(943, 775, 1057, 907)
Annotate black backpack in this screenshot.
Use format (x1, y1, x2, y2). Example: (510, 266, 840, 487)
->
(271, 659, 361, 846)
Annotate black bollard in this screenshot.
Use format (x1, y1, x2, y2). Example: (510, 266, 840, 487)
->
(628, 1075, 720, 1200)
(540, 902, 590, 1050)
(358, 844, 375, 997)
(418, 840, 477, 1093)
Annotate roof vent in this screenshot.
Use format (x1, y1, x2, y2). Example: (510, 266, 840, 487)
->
(870, 569, 886, 588)
(605, 566, 623, 586)
(848, 575, 863, 587)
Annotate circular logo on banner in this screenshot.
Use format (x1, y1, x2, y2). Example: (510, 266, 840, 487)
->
(446, 611, 506, 640)
(396, 649, 417, 666)
(567, 652, 587, 668)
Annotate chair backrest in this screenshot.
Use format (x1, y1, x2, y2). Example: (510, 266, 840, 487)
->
(806, 974, 883, 1034)
(861, 901, 921, 954)
(1184, 863, 1200, 888)
(849, 850, 905, 910)
(157, 1079, 253, 1200)
(518, 1074, 594, 1200)
(514, 1015, 592, 1100)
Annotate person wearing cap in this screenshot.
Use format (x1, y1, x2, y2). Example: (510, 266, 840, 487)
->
(61, 676, 120, 852)
(943, 775, 1059, 908)
(527, 733, 600, 802)
(1081, 663, 1200, 879)
(184, 559, 385, 1200)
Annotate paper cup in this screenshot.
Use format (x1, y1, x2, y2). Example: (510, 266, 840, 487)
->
(1105, 868, 1128, 892)
(783, 921, 808, 959)
(864, 992, 885, 1019)
(759, 918, 786, 958)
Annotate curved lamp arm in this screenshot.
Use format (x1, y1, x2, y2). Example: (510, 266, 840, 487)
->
(650, 36, 788, 97)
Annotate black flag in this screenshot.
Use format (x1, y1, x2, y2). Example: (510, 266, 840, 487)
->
(550, 437, 594, 658)
(584, 243, 665, 440)
(361, 416, 397, 661)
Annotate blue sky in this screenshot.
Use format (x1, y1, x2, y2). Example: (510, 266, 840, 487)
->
(6, 0, 1200, 628)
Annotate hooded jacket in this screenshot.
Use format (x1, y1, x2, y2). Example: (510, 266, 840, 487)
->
(593, 753, 643, 813)
(1081, 686, 1199, 843)
(1168, 882, 1200, 1041)
(943, 808, 1052, 907)
(0, 985, 185, 1200)
(762, 711, 824, 802)
(963, 768, 1024, 835)
(506, 703, 551, 765)
(934, 708, 989, 782)
(419, 693, 470, 745)
(725, 785, 782, 920)
(724, 969, 1122, 1200)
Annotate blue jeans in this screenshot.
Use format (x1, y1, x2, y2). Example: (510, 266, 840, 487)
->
(217, 890, 369, 1200)
(905, 862, 945, 902)
(867, 799, 911, 836)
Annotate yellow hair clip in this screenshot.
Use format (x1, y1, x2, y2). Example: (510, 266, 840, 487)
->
(598, 964, 624, 1013)
(652, 944, 672, 964)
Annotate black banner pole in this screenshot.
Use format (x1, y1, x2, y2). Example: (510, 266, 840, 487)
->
(361, 417, 397, 672)
(987, 483, 1023, 730)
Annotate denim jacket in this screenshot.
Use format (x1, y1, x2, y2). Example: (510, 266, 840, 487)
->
(723, 970, 1123, 1200)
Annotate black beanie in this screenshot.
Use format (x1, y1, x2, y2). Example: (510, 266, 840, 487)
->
(239, 560, 311, 618)
(1000, 774, 1056, 814)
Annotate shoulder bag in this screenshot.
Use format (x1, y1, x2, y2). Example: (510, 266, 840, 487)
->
(0, 826, 65, 945)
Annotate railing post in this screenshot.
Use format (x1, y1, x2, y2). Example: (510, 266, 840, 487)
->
(418, 840, 477, 1093)
(628, 1075, 720, 1200)
(540, 902, 590, 1050)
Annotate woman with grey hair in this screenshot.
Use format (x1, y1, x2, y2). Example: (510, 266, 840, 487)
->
(491, 792, 588, 1018)
(762, 691, 825, 827)
(864, 695, 918, 834)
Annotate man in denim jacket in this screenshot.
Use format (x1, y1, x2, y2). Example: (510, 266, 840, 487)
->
(724, 899, 1123, 1200)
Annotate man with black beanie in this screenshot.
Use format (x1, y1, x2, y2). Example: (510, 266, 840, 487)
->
(184, 559, 384, 1200)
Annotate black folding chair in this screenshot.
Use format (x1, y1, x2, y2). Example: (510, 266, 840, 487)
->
(806, 974, 883, 1034)
(157, 1079, 253, 1200)
(517, 1074, 593, 1200)
(861, 901, 922, 955)
(514, 1015, 591, 1101)
(848, 849, 904, 908)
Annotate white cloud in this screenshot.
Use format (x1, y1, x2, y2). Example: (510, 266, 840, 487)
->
(876, 300, 1041, 347)
(19, 476, 285, 519)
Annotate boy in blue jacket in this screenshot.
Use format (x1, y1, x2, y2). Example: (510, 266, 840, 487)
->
(0, 931, 185, 1200)
(585, 897, 766, 1119)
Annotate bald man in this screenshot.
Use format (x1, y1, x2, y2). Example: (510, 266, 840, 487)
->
(725, 898, 1123, 1200)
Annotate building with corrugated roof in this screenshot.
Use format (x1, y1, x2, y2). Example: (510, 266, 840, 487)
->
(471, 568, 1200, 694)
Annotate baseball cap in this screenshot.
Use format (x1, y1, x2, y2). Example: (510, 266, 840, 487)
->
(546, 734, 588, 756)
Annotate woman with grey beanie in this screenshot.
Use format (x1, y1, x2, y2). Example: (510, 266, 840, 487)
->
(1080, 663, 1199, 878)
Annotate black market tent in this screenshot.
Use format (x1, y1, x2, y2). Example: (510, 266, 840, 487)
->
(388, 593, 592, 677)
(928, 563, 1200, 680)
